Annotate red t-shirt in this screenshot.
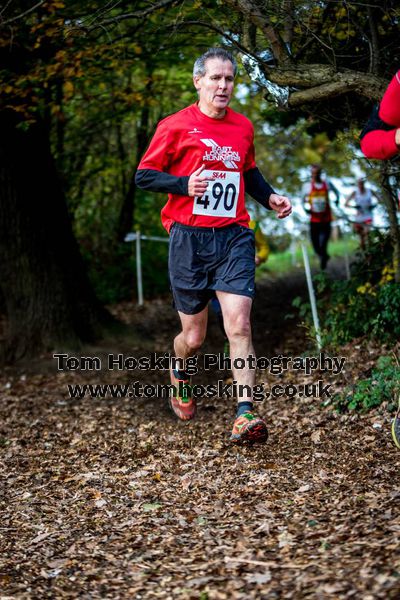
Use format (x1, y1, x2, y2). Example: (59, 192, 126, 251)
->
(138, 103, 257, 232)
(306, 180, 332, 224)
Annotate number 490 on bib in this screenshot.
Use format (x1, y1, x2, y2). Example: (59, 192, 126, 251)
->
(193, 170, 240, 218)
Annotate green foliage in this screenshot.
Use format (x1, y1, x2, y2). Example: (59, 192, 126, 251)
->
(334, 355, 400, 413)
(82, 244, 134, 305)
(79, 192, 171, 303)
(82, 235, 170, 304)
(243, 108, 353, 200)
(283, 1, 399, 130)
(292, 295, 311, 321)
(267, 233, 292, 253)
(0, 0, 221, 305)
(314, 233, 400, 346)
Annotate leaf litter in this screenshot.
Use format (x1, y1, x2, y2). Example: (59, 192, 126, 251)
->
(1, 273, 400, 598)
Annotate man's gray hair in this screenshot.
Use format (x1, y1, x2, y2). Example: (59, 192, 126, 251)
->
(193, 48, 237, 78)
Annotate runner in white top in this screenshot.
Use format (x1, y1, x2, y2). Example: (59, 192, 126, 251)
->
(345, 179, 379, 250)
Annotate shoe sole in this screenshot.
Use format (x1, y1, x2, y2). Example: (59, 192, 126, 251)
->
(168, 396, 196, 421)
(392, 417, 400, 449)
(168, 368, 196, 421)
(230, 421, 268, 445)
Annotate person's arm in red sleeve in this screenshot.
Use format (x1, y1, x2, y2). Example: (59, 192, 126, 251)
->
(360, 71, 400, 160)
(360, 129, 398, 161)
(380, 70, 400, 127)
(135, 120, 189, 194)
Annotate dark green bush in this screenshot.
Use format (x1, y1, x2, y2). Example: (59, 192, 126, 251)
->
(314, 232, 400, 346)
(333, 355, 400, 413)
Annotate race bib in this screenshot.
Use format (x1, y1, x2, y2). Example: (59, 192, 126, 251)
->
(193, 170, 240, 218)
(311, 196, 327, 213)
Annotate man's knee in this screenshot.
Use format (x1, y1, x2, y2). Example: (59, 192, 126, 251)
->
(183, 328, 206, 351)
(224, 313, 251, 340)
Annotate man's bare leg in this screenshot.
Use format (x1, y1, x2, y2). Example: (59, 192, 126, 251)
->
(216, 291, 255, 397)
(216, 290, 268, 443)
(174, 306, 208, 363)
(169, 306, 208, 421)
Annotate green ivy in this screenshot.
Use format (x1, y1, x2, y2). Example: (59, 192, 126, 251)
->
(333, 355, 400, 413)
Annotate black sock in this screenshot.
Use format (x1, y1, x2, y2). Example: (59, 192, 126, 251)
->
(236, 401, 254, 417)
(173, 368, 190, 381)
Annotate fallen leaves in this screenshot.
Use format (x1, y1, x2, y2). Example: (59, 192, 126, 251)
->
(1, 295, 400, 598)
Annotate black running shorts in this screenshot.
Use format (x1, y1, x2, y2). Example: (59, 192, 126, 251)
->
(168, 223, 256, 315)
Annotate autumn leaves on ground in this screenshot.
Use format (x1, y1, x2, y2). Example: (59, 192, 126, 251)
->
(1, 269, 400, 599)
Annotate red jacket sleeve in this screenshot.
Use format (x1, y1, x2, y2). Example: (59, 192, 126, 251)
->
(360, 129, 399, 161)
(360, 71, 400, 160)
(379, 70, 400, 127)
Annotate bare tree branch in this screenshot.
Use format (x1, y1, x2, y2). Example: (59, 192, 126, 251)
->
(367, 4, 380, 74)
(83, 0, 180, 32)
(0, 0, 45, 27)
(224, 0, 293, 64)
(166, 19, 260, 60)
(282, 69, 386, 106)
(293, 1, 336, 61)
(281, 0, 294, 46)
(164, 15, 388, 106)
(0, 0, 13, 18)
(242, 18, 257, 54)
(81, 1, 123, 29)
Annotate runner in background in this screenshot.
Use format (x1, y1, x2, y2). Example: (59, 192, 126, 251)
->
(303, 164, 340, 270)
(345, 179, 378, 250)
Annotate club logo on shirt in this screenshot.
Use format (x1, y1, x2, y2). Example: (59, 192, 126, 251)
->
(200, 138, 240, 169)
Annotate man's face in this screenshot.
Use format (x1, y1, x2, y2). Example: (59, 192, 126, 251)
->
(194, 57, 235, 118)
(311, 165, 321, 179)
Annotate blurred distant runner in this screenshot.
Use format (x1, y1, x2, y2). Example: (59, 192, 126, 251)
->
(135, 48, 292, 444)
(345, 179, 378, 250)
(303, 164, 340, 270)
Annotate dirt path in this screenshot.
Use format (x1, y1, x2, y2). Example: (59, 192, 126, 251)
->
(1, 264, 400, 599)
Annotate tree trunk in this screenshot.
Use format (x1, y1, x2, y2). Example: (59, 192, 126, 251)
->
(0, 112, 115, 363)
(116, 76, 153, 242)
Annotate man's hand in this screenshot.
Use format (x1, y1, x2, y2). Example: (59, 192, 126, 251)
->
(188, 165, 212, 197)
(269, 193, 292, 219)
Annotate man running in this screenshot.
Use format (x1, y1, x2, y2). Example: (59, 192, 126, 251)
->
(303, 164, 340, 270)
(345, 179, 378, 250)
(135, 47, 292, 444)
